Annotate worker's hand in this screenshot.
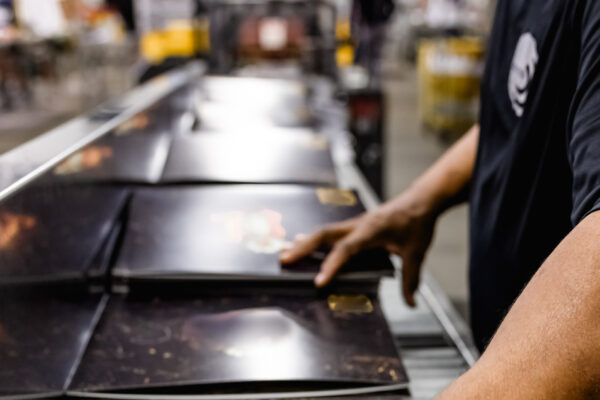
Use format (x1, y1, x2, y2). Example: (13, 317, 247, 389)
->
(279, 196, 436, 306)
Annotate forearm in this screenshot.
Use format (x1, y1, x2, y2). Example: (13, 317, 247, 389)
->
(438, 212, 600, 399)
(383, 124, 479, 218)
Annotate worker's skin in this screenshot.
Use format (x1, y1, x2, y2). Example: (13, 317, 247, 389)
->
(280, 124, 600, 399)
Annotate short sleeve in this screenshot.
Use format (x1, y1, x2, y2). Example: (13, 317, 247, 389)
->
(569, 1, 600, 223)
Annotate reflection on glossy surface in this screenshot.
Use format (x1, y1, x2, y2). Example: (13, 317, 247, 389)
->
(115, 114, 150, 135)
(196, 77, 311, 129)
(46, 86, 189, 184)
(201, 103, 280, 129)
(201, 77, 307, 106)
(210, 209, 287, 254)
(50, 132, 171, 184)
(198, 102, 311, 130)
(0, 294, 103, 396)
(70, 295, 406, 392)
(161, 133, 337, 185)
(182, 309, 303, 379)
(114, 185, 393, 280)
(54, 147, 114, 175)
(0, 212, 36, 249)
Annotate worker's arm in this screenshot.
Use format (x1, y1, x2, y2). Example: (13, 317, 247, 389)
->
(440, 2, 600, 395)
(280, 124, 479, 305)
(437, 212, 600, 399)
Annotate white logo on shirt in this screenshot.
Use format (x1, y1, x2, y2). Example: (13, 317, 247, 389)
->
(508, 33, 539, 117)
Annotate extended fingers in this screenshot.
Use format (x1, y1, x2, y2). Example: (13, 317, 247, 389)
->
(401, 253, 424, 307)
(279, 231, 324, 263)
(279, 219, 357, 264)
(314, 236, 363, 287)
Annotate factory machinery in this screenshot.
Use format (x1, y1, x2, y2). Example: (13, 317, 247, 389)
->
(0, 63, 478, 400)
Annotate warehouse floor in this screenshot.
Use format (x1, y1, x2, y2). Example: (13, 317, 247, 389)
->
(382, 58, 470, 321)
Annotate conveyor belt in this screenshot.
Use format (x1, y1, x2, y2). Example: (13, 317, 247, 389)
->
(0, 63, 478, 400)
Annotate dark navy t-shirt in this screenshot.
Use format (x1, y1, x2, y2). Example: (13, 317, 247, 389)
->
(470, 0, 600, 351)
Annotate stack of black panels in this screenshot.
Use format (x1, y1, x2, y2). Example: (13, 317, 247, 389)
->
(43, 77, 337, 187)
(0, 75, 409, 399)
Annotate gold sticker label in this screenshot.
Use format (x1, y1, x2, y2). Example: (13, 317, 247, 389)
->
(317, 189, 357, 206)
(300, 135, 328, 151)
(328, 295, 373, 314)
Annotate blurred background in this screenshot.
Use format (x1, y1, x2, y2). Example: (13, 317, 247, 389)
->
(0, 0, 494, 319)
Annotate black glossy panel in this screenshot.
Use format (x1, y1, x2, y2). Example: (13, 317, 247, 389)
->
(70, 294, 406, 392)
(0, 294, 104, 396)
(113, 185, 393, 281)
(161, 133, 336, 185)
(49, 132, 171, 184)
(0, 185, 128, 285)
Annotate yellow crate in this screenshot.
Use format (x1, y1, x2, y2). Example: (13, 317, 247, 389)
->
(140, 19, 210, 64)
(418, 37, 485, 138)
